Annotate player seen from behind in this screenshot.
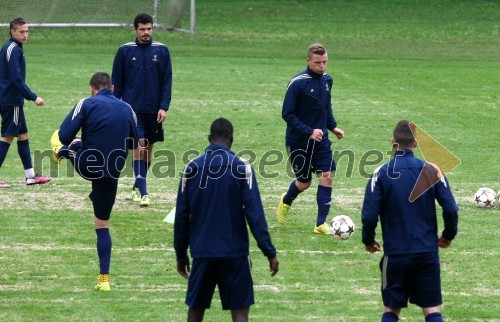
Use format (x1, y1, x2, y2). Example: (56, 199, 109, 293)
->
(51, 72, 139, 291)
(361, 120, 459, 322)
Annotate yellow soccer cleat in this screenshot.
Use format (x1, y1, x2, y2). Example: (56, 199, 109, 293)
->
(95, 281, 110, 291)
(277, 193, 291, 224)
(314, 222, 331, 235)
(140, 195, 151, 208)
(50, 130, 63, 164)
(131, 188, 141, 202)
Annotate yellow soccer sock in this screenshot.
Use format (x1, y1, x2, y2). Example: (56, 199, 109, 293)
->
(99, 274, 109, 283)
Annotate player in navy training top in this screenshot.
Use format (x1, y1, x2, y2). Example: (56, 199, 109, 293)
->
(361, 120, 459, 322)
(174, 118, 279, 322)
(0, 17, 50, 188)
(277, 43, 345, 234)
(112, 13, 172, 208)
(53, 72, 139, 291)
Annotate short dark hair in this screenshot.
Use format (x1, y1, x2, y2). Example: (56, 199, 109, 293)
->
(134, 13, 153, 28)
(210, 118, 233, 141)
(393, 120, 416, 149)
(10, 17, 27, 33)
(308, 43, 327, 59)
(89, 72, 112, 91)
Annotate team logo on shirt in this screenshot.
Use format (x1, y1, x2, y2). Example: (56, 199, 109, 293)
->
(325, 84, 330, 92)
(152, 55, 158, 62)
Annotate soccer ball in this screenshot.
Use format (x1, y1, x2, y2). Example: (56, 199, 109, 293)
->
(329, 215, 355, 240)
(474, 188, 497, 208)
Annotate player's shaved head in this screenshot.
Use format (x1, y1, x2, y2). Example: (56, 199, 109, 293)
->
(90, 72, 112, 91)
(393, 120, 416, 150)
(209, 118, 233, 147)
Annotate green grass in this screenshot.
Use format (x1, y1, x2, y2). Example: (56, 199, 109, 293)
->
(0, 0, 499, 321)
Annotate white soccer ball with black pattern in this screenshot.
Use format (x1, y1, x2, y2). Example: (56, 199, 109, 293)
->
(329, 215, 355, 240)
(474, 188, 497, 208)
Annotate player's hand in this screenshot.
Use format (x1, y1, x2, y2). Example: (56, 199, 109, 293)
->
(438, 236, 452, 248)
(177, 260, 190, 279)
(268, 257, 279, 276)
(157, 109, 166, 123)
(309, 129, 323, 142)
(34, 97, 45, 106)
(365, 240, 381, 253)
(332, 127, 344, 139)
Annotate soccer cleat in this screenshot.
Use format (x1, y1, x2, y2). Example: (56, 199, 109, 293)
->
(314, 222, 331, 235)
(0, 181, 11, 188)
(130, 188, 141, 202)
(50, 130, 63, 164)
(26, 175, 51, 185)
(95, 281, 110, 291)
(277, 193, 291, 224)
(140, 195, 151, 207)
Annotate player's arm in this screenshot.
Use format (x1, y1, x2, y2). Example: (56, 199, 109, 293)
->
(111, 47, 124, 99)
(282, 82, 314, 137)
(240, 163, 278, 263)
(435, 175, 459, 243)
(174, 164, 192, 278)
(7, 47, 37, 101)
(126, 106, 139, 150)
(58, 99, 86, 145)
(361, 167, 383, 250)
(159, 47, 172, 112)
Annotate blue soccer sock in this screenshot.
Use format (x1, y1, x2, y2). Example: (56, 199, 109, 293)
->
(316, 185, 332, 226)
(381, 312, 399, 322)
(133, 159, 148, 197)
(17, 139, 33, 170)
(425, 312, 443, 322)
(283, 181, 302, 205)
(0, 141, 11, 169)
(96, 228, 112, 275)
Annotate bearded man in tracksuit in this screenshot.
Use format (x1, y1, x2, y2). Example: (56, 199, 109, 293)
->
(112, 13, 172, 207)
(361, 120, 459, 322)
(277, 43, 345, 234)
(174, 118, 279, 322)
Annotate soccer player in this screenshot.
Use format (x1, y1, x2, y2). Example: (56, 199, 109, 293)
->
(0, 17, 50, 188)
(174, 118, 279, 322)
(361, 120, 459, 322)
(112, 13, 172, 207)
(277, 43, 345, 234)
(51, 72, 139, 291)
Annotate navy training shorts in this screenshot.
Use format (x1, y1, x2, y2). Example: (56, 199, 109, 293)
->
(380, 252, 442, 309)
(136, 113, 164, 145)
(287, 138, 336, 183)
(88, 178, 118, 221)
(66, 141, 118, 221)
(186, 256, 254, 310)
(0, 105, 28, 137)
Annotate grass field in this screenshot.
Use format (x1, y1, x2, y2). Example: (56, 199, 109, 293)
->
(0, 0, 499, 321)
